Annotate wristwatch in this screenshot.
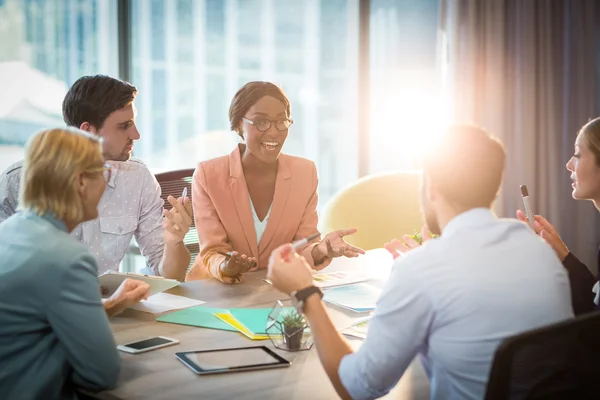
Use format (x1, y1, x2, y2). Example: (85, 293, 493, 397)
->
(290, 285, 323, 314)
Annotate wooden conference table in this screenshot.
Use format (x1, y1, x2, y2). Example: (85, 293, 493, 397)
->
(89, 252, 430, 400)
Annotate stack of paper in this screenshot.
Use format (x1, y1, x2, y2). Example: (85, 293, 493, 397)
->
(128, 292, 206, 314)
(312, 271, 371, 288)
(323, 283, 381, 312)
(341, 317, 370, 339)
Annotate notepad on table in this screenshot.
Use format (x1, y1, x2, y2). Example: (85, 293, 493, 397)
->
(214, 312, 270, 340)
(323, 283, 381, 312)
(128, 292, 206, 314)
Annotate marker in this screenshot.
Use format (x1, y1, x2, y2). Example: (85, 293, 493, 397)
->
(520, 185, 535, 228)
(181, 187, 187, 204)
(291, 232, 321, 250)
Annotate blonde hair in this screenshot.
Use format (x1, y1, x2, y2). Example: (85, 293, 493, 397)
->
(20, 127, 104, 222)
(579, 117, 600, 166)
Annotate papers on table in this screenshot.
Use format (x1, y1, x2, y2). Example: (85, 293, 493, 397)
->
(323, 283, 382, 312)
(129, 292, 206, 314)
(312, 271, 371, 288)
(98, 271, 180, 297)
(341, 317, 370, 339)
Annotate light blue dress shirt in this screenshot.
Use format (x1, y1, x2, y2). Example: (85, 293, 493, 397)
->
(0, 159, 165, 275)
(338, 208, 574, 400)
(0, 211, 121, 399)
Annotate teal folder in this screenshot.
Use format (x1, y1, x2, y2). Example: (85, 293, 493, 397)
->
(156, 306, 237, 332)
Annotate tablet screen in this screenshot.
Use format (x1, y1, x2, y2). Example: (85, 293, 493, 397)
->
(190, 348, 281, 369)
(177, 346, 289, 374)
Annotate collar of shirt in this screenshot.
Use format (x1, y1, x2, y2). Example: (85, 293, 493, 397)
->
(30, 211, 68, 233)
(441, 207, 496, 238)
(106, 161, 118, 188)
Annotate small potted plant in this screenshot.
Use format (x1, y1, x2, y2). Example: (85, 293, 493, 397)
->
(281, 311, 306, 351)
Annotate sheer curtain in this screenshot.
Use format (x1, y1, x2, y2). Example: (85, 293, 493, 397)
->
(440, 0, 600, 271)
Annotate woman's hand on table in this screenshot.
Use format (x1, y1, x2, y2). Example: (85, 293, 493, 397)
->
(268, 244, 314, 295)
(219, 251, 257, 284)
(311, 228, 365, 264)
(516, 210, 569, 261)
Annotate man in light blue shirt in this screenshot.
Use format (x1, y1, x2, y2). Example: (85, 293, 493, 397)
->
(266, 124, 573, 400)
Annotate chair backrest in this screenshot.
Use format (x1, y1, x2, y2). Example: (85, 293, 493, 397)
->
(155, 169, 198, 270)
(319, 171, 423, 250)
(485, 312, 600, 400)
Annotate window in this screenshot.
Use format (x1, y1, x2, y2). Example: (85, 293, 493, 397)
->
(369, 0, 445, 173)
(0, 0, 118, 173)
(130, 0, 360, 208)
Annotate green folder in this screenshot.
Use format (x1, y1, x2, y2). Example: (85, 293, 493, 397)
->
(156, 306, 237, 332)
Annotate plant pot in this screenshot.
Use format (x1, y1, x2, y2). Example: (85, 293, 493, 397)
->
(284, 326, 304, 351)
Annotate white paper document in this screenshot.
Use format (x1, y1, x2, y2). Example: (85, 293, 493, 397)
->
(128, 292, 206, 314)
(341, 317, 370, 339)
(323, 283, 382, 312)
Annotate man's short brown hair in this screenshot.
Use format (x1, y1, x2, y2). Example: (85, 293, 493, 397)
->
(423, 124, 506, 210)
(62, 75, 137, 129)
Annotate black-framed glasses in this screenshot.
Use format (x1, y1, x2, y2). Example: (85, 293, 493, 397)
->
(242, 117, 293, 132)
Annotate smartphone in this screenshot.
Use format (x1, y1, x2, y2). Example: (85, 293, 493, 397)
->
(117, 336, 179, 354)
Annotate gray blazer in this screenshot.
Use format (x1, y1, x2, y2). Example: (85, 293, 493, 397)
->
(0, 211, 121, 399)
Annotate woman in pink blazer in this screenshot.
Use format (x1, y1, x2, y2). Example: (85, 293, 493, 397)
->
(186, 81, 364, 283)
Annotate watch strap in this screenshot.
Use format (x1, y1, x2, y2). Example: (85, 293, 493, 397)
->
(295, 285, 323, 303)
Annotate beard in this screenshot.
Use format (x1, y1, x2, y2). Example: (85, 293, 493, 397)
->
(420, 180, 441, 236)
(105, 142, 133, 162)
(423, 206, 441, 236)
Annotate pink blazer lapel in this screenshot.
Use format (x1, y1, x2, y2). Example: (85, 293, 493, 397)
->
(259, 156, 292, 255)
(229, 146, 258, 258)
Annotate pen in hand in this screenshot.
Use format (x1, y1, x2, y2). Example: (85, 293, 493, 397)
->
(520, 185, 535, 228)
(180, 187, 187, 205)
(291, 232, 321, 250)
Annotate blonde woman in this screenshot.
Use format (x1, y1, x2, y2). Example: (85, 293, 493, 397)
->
(0, 128, 149, 399)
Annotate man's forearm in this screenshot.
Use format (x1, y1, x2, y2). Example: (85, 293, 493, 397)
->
(160, 242, 191, 281)
(303, 295, 354, 400)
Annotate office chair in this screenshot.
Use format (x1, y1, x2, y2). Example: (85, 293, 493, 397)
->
(319, 171, 423, 250)
(155, 168, 198, 271)
(485, 311, 600, 400)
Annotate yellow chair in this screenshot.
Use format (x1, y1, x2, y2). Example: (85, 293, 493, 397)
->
(319, 171, 424, 250)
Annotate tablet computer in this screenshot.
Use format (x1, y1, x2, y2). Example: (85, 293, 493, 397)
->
(176, 346, 290, 375)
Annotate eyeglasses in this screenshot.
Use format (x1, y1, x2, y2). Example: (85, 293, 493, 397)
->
(86, 162, 112, 183)
(242, 117, 293, 132)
